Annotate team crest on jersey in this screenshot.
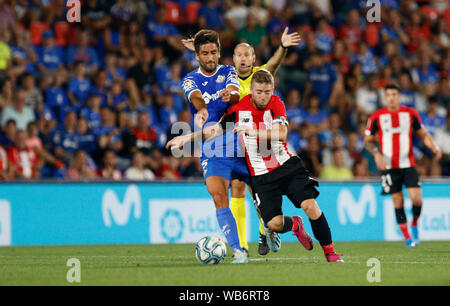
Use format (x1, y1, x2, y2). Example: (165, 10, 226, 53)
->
(216, 75, 225, 83)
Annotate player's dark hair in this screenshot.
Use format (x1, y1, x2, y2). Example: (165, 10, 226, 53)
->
(193, 30, 221, 53)
(251, 69, 274, 87)
(385, 83, 400, 92)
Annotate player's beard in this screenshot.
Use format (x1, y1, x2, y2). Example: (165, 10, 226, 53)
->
(200, 61, 218, 74)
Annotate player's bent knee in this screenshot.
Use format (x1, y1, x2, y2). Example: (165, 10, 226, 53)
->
(301, 199, 321, 219)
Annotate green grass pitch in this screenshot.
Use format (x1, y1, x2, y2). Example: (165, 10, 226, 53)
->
(0, 241, 449, 285)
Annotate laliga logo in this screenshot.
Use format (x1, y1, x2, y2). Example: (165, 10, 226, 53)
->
(102, 185, 142, 227)
(337, 185, 377, 225)
(161, 209, 184, 243)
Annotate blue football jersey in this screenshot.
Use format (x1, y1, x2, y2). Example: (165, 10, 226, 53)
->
(182, 65, 241, 158)
(182, 65, 240, 123)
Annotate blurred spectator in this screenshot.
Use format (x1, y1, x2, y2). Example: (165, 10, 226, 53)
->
(321, 133, 352, 169)
(65, 29, 100, 74)
(319, 112, 346, 149)
(303, 51, 339, 108)
(398, 72, 426, 112)
(434, 114, 450, 176)
(36, 30, 64, 72)
(95, 106, 123, 163)
(80, 94, 102, 131)
(1, 89, 35, 130)
(98, 149, 122, 179)
(45, 67, 70, 123)
(109, 80, 129, 112)
(320, 148, 354, 180)
(350, 42, 377, 76)
(297, 135, 323, 177)
(338, 9, 362, 53)
(355, 73, 382, 117)
(237, 10, 267, 57)
(81, 0, 112, 33)
(0, 31, 12, 71)
(145, 5, 183, 60)
(7, 130, 39, 179)
(0, 77, 13, 111)
(0, 119, 16, 149)
(76, 117, 97, 157)
(420, 98, 446, 137)
(125, 150, 155, 180)
(198, 0, 225, 31)
(285, 88, 305, 135)
(65, 149, 98, 179)
(302, 95, 327, 131)
(51, 111, 79, 165)
(314, 17, 335, 55)
(224, 0, 248, 32)
(353, 159, 370, 178)
(127, 48, 158, 100)
(122, 111, 157, 158)
(67, 60, 92, 110)
(21, 72, 43, 108)
(0, 0, 16, 32)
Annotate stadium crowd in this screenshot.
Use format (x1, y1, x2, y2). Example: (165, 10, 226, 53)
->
(0, 0, 448, 180)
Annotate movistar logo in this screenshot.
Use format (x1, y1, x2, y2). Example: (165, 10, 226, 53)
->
(102, 185, 142, 227)
(337, 184, 377, 225)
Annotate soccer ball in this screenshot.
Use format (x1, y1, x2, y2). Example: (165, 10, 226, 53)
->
(195, 235, 227, 264)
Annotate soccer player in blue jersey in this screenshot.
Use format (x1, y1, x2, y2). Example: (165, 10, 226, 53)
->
(181, 29, 249, 263)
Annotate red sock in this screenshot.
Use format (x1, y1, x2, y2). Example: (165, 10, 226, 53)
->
(399, 223, 411, 240)
(321, 243, 335, 255)
(411, 216, 419, 227)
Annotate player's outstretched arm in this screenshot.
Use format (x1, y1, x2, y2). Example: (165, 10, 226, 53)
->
(416, 128, 442, 160)
(234, 122, 288, 142)
(265, 27, 302, 76)
(166, 124, 223, 151)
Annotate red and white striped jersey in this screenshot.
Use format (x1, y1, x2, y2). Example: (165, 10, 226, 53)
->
(7, 146, 38, 178)
(221, 94, 295, 176)
(365, 105, 424, 169)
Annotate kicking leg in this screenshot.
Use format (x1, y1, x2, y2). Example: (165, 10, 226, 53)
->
(205, 176, 247, 263)
(300, 199, 343, 262)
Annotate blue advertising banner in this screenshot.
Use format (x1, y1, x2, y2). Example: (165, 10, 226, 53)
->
(0, 182, 449, 246)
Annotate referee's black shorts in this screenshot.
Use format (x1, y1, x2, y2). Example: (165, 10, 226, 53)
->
(250, 157, 319, 223)
(380, 166, 421, 195)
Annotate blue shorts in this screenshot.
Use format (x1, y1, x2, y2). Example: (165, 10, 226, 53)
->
(200, 157, 250, 184)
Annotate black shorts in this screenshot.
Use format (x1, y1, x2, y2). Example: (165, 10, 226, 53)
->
(250, 157, 319, 223)
(380, 167, 421, 195)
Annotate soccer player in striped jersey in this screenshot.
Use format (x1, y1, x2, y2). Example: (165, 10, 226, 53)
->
(364, 83, 442, 248)
(168, 69, 343, 262)
(182, 27, 301, 255)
